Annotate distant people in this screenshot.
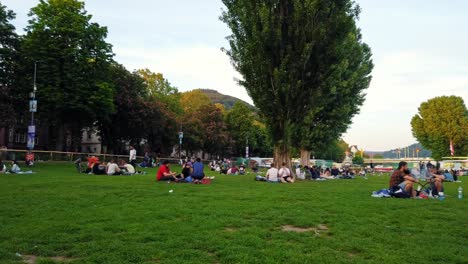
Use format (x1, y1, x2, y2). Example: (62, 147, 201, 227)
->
(92, 162, 107, 175)
(295, 165, 305, 180)
(192, 158, 205, 183)
(266, 163, 279, 182)
(228, 165, 239, 175)
(129, 146, 137, 168)
(278, 162, 294, 183)
(428, 167, 445, 197)
(156, 160, 179, 182)
(239, 164, 246, 175)
(180, 162, 193, 180)
(331, 166, 340, 178)
(122, 161, 135, 175)
(0, 159, 6, 174)
(310, 166, 320, 180)
(389, 161, 418, 198)
(107, 159, 121, 176)
(9, 160, 21, 173)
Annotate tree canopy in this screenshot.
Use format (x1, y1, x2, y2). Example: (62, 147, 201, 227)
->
(221, 0, 372, 165)
(411, 96, 468, 160)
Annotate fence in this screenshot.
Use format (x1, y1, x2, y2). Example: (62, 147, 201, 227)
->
(0, 149, 181, 164)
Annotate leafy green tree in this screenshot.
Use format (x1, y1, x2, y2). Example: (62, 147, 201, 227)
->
(352, 155, 364, 166)
(180, 89, 211, 114)
(316, 139, 348, 162)
(200, 104, 230, 158)
(0, 2, 21, 126)
(135, 68, 182, 116)
(225, 101, 256, 156)
(221, 0, 370, 165)
(411, 96, 468, 160)
(292, 24, 373, 166)
(20, 0, 114, 150)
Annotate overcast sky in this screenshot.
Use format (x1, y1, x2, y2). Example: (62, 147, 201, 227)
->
(3, 0, 468, 151)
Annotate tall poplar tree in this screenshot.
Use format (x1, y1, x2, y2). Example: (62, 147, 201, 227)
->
(221, 0, 372, 165)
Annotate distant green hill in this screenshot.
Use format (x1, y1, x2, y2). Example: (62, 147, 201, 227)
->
(198, 89, 255, 110)
(368, 143, 432, 158)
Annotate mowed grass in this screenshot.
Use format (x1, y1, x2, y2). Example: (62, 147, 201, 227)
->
(0, 163, 467, 264)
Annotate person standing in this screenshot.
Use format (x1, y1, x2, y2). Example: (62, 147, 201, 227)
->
(129, 146, 137, 168)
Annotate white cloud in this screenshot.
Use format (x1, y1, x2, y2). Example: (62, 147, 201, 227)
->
(344, 50, 468, 151)
(114, 45, 252, 104)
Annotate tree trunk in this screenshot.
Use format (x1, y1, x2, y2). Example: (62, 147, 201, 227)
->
(300, 149, 311, 167)
(273, 142, 291, 169)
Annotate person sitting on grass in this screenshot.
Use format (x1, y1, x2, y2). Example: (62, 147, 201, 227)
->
(92, 162, 107, 175)
(278, 162, 294, 183)
(428, 167, 445, 197)
(389, 161, 418, 198)
(122, 160, 136, 175)
(227, 165, 238, 175)
(107, 159, 121, 176)
(179, 162, 192, 180)
(331, 166, 340, 178)
(239, 164, 246, 175)
(0, 159, 6, 174)
(266, 163, 279, 183)
(192, 158, 205, 183)
(156, 160, 179, 182)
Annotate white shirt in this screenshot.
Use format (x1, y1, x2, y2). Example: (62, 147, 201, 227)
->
(124, 164, 135, 174)
(107, 163, 120, 175)
(266, 167, 279, 181)
(11, 164, 21, 173)
(129, 149, 136, 160)
(278, 167, 291, 178)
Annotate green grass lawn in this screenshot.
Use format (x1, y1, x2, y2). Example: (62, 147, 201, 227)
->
(0, 163, 467, 264)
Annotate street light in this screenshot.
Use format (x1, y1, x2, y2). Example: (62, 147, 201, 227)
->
(26, 62, 38, 164)
(178, 128, 183, 160)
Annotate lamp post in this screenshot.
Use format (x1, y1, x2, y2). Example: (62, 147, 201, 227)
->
(26, 62, 38, 164)
(178, 128, 183, 160)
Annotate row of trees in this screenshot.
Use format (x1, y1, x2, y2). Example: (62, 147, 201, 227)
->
(0, 0, 275, 158)
(0, 0, 361, 161)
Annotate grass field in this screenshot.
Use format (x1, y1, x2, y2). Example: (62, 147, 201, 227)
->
(0, 162, 467, 264)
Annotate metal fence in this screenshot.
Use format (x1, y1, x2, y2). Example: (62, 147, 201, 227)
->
(0, 149, 181, 164)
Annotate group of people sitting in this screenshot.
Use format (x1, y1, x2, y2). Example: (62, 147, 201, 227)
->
(0, 159, 23, 174)
(210, 161, 247, 175)
(389, 161, 445, 198)
(255, 162, 295, 183)
(298, 165, 357, 180)
(156, 158, 206, 183)
(79, 156, 137, 176)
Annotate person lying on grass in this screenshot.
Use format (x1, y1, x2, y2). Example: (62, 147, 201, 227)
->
(389, 161, 419, 198)
(156, 160, 178, 182)
(278, 162, 294, 183)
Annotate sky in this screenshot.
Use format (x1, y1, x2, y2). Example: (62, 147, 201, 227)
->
(3, 0, 468, 151)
